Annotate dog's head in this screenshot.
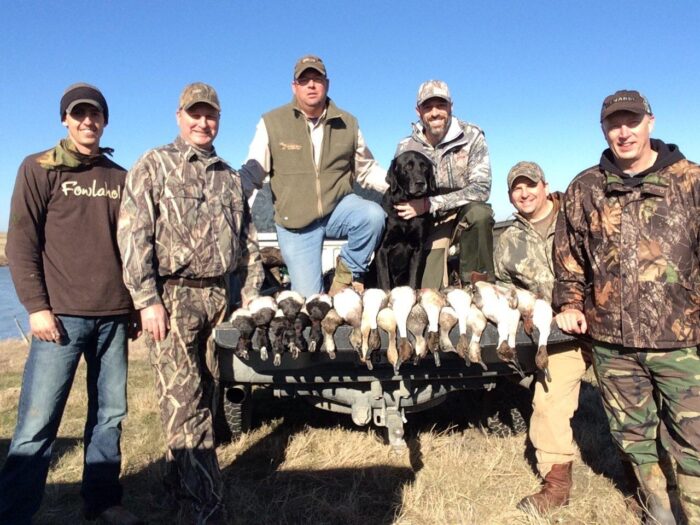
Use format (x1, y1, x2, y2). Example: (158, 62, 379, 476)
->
(386, 150, 436, 200)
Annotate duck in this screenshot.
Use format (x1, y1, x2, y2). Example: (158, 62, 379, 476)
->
(445, 287, 473, 364)
(360, 288, 388, 370)
(438, 305, 459, 357)
(407, 303, 429, 364)
(465, 304, 488, 370)
(229, 307, 255, 360)
(305, 293, 333, 352)
(276, 291, 306, 359)
(269, 308, 288, 367)
(418, 288, 446, 366)
(389, 286, 417, 370)
(320, 308, 344, 360)
(377, 307, 401, 374)
(248, 295, 277, 361)
(333, 288, 364, 354)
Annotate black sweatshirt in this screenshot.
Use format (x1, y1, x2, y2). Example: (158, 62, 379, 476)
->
(6, 150, 132, 316)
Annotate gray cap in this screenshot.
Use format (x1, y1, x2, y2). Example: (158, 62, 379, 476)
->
(179, 82, 221, 111)
(507, 161, 545, 190)
(60, 83, 109, 124)
(416, 80, 451, 106)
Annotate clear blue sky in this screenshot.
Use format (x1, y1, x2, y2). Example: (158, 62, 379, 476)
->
(1, 1, 699, 229)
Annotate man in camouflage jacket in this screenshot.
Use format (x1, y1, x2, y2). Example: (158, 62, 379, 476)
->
(495, 161, 588, 514)
(118, 83, 263, 524)
(395, 80, 494, 287)
(554, 90, 700, 524)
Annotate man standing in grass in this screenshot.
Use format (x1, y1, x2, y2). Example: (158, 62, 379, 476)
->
(494, 161, 588, 514)
(0, 83, 141, 524)
(555, 90, 700, 524)
(118, 82, 263, 524)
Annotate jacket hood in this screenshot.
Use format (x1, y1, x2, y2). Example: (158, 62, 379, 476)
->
(600, 139, 685, 178)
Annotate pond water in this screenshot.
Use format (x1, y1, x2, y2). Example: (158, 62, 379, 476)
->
(0, 266, 30, 340)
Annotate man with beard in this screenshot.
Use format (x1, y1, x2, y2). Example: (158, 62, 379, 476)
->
(394, 80, 494, 288)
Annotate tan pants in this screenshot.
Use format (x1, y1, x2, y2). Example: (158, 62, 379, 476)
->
(530, 343, 589, 477)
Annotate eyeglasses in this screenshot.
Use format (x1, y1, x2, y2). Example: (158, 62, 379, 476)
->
(295, 76, 326, 87)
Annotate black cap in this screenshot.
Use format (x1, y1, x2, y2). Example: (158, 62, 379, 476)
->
(60, 83, 109, 124)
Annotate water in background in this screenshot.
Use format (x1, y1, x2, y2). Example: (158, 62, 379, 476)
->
(0, 267, 29, 340)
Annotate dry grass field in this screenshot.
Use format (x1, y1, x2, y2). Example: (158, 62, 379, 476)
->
(0, 337, 655, 524)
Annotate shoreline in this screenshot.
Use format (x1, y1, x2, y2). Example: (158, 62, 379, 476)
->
(0, 231, 6, 266)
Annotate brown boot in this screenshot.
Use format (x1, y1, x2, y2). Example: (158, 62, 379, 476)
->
(329, 257, 364, 296)
(517, 462, 572, 514)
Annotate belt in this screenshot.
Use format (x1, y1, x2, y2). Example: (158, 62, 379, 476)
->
(162, 276, 225, 289)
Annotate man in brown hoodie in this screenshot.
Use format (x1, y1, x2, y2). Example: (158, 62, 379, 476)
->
(0, 83, 140, 524)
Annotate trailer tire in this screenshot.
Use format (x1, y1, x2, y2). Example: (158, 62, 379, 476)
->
(480, 379, 531, 438)
(214, 384, 252, 445)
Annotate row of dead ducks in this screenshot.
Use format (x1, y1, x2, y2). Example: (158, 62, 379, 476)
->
(230, 282, 553, 378)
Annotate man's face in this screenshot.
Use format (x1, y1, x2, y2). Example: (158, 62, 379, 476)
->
(602, 111, 655, 171)
(291, 69, 329, 116)
(416, 97, 452, 145)
(62, 103, 105, 155)
(509, 177, 550, 221)
(177, 102, 220, 150)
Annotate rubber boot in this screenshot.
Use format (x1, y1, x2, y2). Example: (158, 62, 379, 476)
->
(517, 462, 572, 514)
(677, 471, 700, 525)
(633, 463, 676, 525)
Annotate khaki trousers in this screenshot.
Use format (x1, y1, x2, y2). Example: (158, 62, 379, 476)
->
(530, 343, 588, 477)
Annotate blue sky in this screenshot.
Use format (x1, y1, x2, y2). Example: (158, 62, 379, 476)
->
(1, 1, 699, 229)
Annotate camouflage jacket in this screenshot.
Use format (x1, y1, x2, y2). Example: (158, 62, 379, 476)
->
(494, 193, 562, 302)
(553, 141, 700, 349)
(118, 136, 263, 309)
(395, 118, 491, 215)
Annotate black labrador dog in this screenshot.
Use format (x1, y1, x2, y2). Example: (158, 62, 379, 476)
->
(376, 150, 436, 291)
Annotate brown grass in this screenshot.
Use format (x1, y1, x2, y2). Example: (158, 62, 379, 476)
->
(0, 338, 645, 524)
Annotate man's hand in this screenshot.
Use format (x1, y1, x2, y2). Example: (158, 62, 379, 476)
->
(140, 304, 170, 342)
(29, 309, 64, 342)
(555, 309, 588, 335)
(394, 198, 429, 220)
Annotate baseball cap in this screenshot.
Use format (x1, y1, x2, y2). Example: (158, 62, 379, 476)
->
(600, 89, 652, 121)
(507, 161, 546, 190)
(60, 83, 109, 124)
(416, 80, 452, 106)
(294, 55, 327, 79)
(179, 82, 221, 111)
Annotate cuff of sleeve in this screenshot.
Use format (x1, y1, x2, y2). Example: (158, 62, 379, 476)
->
(132, 291, 162, 310)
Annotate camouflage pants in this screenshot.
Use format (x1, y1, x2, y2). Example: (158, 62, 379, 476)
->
(592, 343, 700, 476)
(146, 282, 228, 522)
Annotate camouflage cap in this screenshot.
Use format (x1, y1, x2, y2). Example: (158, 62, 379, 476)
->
(179, 82, 221, 111)
(294, 55, 327, 79)
(417, 80, 452, 106)
(600, 89, 652, 121)
(507, 161, 546, 190)
(60, 83, 109, 124)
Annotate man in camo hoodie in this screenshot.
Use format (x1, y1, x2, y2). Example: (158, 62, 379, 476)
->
(554, 90, 700, 524)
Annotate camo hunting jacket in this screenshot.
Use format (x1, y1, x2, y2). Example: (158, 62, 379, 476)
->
(395, 118, 491, 216)
(553, 145, 700, 349)
(118, 136, 263, 309)
(494, 193, 562, 303)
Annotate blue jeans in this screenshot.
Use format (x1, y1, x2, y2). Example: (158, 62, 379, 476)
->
(0, 314, 128, 524)
(276, 193, 385, 297)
